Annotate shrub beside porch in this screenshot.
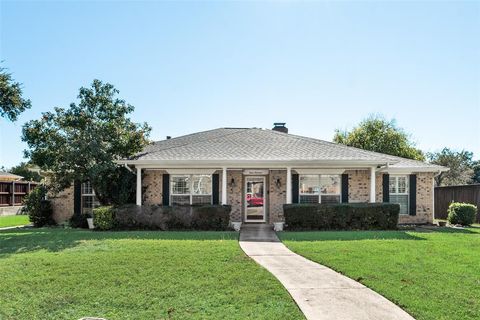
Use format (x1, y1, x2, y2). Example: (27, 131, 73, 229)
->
(283, 203, 400, 230)
(93, 204, 232, 231)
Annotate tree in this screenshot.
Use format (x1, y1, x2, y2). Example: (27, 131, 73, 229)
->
(427, 148, 474, 186)
(8, 162, 42, 182)
(21, 185, 55, 227)
(472, 161, 480, 184)
(333, 115, 425, 161)
(0, 66, 31, 121)
(22, 79, 151, 205)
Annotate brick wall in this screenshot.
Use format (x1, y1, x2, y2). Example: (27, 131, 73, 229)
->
(227, 170, 243, 222)
(46, 168, 433, 225)
(346, 170, 370, 203)
(143, 170, 164, 205)
(269, 170, 286, 223)
(345, 170, 434, 223)
(50, 185, 74, 223)
(398, 172, 434, 224)
(375, 173, 383, 203)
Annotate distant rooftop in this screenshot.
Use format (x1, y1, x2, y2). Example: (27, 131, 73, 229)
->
(0, 171, 23, 181)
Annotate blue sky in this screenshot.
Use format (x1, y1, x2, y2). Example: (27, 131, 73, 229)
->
(1, 1, 479, 168)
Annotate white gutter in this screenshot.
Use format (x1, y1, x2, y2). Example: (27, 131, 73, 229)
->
(376, 166, 449, 174)
(114, 159, 394, 168)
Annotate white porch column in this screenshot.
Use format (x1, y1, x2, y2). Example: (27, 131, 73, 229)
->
(370, 166, 376, 203)
(286, 167, 292, 204)
(221, 167, 227, 205)
(136, 167, 142, 206)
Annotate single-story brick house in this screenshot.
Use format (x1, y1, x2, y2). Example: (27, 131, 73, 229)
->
(51, 123, 447, 224)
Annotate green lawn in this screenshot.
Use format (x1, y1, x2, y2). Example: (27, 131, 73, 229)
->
(0, 215, 30, 228)
(0, 229, 303, 320)
(279, 228, 480, 320)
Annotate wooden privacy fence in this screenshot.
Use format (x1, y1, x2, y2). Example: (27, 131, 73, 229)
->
(434, 184, 480, 222)
(0, 181, 38, 207)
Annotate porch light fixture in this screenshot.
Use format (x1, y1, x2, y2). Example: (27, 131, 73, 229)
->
(230, 178, 236, 187)
(275, 178, 281, 188)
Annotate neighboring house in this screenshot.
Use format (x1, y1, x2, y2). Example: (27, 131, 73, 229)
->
(0, 172, 38, 215)
(0, 171, 23, 182)
(51, 123, 448, 224)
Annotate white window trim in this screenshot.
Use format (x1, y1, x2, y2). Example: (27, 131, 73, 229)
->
(81, 181, 99, 212)
(170, 174, 212, 205)
(390, 175, 409, 215)
(299, 174, 342, 204)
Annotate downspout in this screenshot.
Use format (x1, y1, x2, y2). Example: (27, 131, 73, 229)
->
(124, 163, 134, 173)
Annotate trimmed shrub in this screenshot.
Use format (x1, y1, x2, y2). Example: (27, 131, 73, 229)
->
(93, 206, 115, 230)
(69, 213, 88, 228)
(192, 205, 231, 230)
(164, 206, 193, 230)
(21, 185, 55, 227)
(112, 204, 231, 231)
(114, 204, 170, 230)
(283, 203, 400, 230)
(447, 202, 477, 226)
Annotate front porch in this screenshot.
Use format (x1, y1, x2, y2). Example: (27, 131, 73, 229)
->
(133, 166, 382, 224)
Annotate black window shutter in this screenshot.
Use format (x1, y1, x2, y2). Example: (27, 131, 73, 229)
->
(341, 174, 349, 203)
(74, 180, 82, 215)
(212, 174, 220, 205)
(291, 173, 299, 204)
(162, 174, 170, 206)
(382, 174, 390, 202)
(409, 174, 417, 215)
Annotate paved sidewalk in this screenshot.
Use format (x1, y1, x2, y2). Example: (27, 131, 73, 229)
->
(239, 224, 415, 320)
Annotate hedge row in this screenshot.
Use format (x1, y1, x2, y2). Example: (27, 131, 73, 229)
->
(93, 204, 232, 231)
(283, 203, 400, 230)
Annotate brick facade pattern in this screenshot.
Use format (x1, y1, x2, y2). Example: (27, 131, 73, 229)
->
(346, 170, 370, 203)
(50, 186, 74, 223)
(398, 172, 434, 224)
(375, 173, 383, 203)
(50, 169, 434, 225)
(227, 170, 243, 222)
(269, 170, 287, 223)
(143, 170, 164, 205)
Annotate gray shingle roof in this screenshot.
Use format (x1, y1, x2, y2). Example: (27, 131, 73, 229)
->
(128, 128, 445, 171)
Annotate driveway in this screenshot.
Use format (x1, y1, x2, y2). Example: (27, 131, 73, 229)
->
(239, 224, 415, 320)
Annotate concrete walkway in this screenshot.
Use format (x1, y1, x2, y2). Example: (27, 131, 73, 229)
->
(239, 224, 415, 320)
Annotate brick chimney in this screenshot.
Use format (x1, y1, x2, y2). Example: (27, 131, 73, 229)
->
(272, 122, 288, 134)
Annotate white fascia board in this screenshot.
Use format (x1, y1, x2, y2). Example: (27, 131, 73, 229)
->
(165, 168, 217, 175)
(377, 167, 449, 174)
(115, 159, 393, 169)
(295, 168, 346, 175)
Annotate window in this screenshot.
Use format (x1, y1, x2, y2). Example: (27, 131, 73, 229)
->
(299, 174, 341, 204)
(389, 176, 409, 214)
(81, 181, 100, 214)
(171, 174, 212, 205)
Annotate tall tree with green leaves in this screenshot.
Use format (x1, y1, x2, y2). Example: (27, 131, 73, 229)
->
(472, 161, 480, 184)
(427, 148, 475, 186)
(22, 79, 151, 205)
(334, 115, 425, 161)
(0, 66, 31, 121)
(8, 162, 42, 182)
